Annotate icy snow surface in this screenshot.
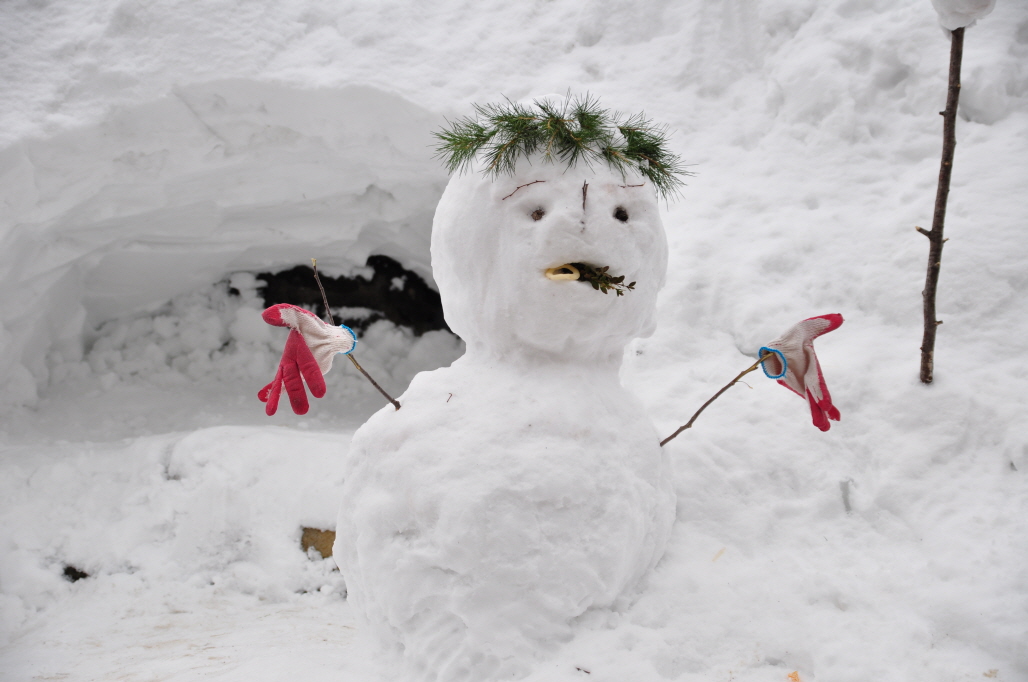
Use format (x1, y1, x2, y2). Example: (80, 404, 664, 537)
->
(2, 1, 1027, 681)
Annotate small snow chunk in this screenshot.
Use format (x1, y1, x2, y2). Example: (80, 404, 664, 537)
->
(930, 0, 995, 30)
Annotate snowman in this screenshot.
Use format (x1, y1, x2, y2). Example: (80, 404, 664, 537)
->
(324, 97, 679, 681)
(256, 97, 843, 680)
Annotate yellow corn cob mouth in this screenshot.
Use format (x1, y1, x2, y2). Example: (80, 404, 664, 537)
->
(544, 264, 581, 281)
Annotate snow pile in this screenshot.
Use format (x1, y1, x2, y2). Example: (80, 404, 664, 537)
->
(0, 427, 348, 646)
(68, 274, 271, 387)
(64, 272, 461, 398)
(335, 160, 675, 680)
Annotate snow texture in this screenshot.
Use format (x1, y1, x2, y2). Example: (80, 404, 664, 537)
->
(1, 1, 1027, 681)
(334, 159, 674, 680)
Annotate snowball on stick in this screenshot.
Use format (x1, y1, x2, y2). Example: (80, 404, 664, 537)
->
(930, 0, 995, 30)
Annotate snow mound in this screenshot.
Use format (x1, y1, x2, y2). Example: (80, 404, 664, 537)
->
(0, 426, 351, 647)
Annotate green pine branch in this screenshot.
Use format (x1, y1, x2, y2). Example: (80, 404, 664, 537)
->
(434, 94, 690, 200)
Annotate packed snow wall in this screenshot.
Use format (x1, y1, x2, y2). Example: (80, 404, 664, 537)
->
(0, 82, 448, 407)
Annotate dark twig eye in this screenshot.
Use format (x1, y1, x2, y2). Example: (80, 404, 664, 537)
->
(531, 209, 545, 221)
(614, 207, 629, 222)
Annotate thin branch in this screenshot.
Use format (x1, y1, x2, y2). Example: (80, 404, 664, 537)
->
(660, 352, 772, 447)
(920, 27, 964, 384)
(501, 180, 545, 200)
(348, 355, 401, 411)
(311, 259, 335, 325)
(311, 258, 401, 410)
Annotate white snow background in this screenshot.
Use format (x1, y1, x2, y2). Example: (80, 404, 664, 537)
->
(1, 1, 1027, 680)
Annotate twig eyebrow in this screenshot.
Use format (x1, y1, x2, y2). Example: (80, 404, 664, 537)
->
(501, 180, 546, 200)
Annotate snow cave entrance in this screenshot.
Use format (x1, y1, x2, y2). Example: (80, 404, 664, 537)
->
(2, 82, 460, 426)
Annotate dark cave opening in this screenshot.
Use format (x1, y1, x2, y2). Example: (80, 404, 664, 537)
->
(253, 255, 449, 337)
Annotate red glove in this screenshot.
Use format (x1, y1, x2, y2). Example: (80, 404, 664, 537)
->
(258, 304, 357, 416)
(760, 314, 843, 432)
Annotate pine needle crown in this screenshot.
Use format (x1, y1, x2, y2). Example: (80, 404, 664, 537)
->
(433, 94, 689, 200)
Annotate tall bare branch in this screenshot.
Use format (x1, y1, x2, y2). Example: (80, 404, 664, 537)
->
(919, 27, 964, 384)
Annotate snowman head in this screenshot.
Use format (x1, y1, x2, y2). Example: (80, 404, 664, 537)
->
(431, 155, 669, 363)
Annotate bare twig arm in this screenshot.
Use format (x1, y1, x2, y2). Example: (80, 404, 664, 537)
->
(920, 27, 964, 384)
(347, 355, 401, 411)
(660, 353, 772, 447)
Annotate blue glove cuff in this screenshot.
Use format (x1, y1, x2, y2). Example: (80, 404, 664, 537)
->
(758, 347, 787, 379)
(338, 324, 358, 355)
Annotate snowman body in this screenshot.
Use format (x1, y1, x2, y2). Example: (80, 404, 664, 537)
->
(334, 156, 675, 681)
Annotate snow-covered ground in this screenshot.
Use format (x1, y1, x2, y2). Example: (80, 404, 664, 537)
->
(2, 1, 1027, 680)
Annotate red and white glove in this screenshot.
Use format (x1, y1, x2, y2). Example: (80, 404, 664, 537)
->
(257, 304, 357, 416)
(760, 314, 843, 432)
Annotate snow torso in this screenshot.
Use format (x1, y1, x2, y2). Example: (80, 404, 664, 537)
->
(334, 155, 676, 681)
